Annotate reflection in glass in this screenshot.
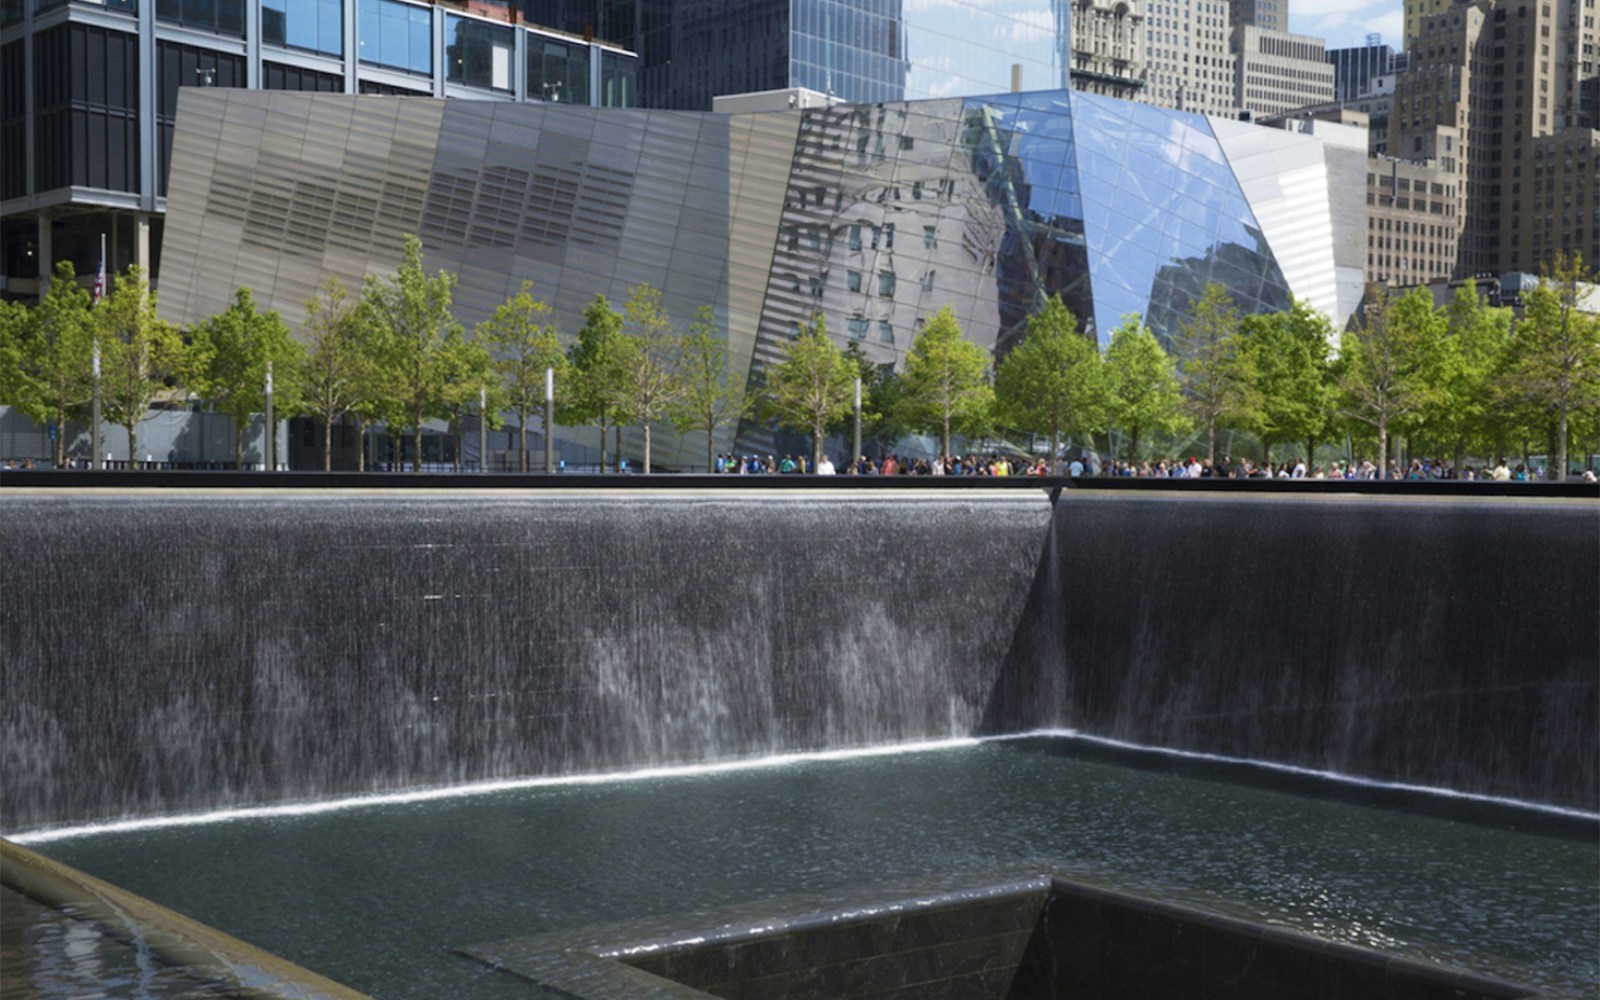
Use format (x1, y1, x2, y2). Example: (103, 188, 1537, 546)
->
(446, 15, 513, 91)
(600, 50, 637, 108)
(358, 0, 431, 74)
(529, 34, 590, 105)
(263, 0, 342, 55)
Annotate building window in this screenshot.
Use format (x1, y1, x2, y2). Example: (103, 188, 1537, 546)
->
(847, 270, 862, 293)
(922, 270, 935, 291)
(848, 317, 869, 339)
(878, 321, 894, 344)
(530, 36, 589, 104)
(358, 0, 432, 75)
(600, 49, 637, 108)
(446, 15, 513, 92)
(923, 225, 936, 249)
(155, 0, 243, 35)
(878, 271, 896, 296)
(848, 224, 862, 251)
(263, 0, 342, 55)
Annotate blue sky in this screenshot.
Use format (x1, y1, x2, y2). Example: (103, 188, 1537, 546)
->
(1290, 0, 1404, 52)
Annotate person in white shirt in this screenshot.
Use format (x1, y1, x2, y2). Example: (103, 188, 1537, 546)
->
(815, 454, 836, 475)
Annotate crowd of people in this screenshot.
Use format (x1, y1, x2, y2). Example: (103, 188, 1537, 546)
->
(706, 451, 1597, 481)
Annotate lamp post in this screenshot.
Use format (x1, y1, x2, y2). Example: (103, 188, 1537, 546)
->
(543, 366, 555, 474)
(264, 362, 275, 471)
(852, 376, 862, 467)
(91, 343, 102, 470)
(479, 385, 488, 473)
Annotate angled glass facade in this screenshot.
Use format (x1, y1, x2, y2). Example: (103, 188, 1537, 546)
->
(158, 87, 1352, 463)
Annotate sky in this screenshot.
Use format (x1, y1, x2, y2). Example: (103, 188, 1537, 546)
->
(1290, 0, 1406, 52)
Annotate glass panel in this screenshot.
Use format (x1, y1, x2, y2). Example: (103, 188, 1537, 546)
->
(360, 0, 431, 74)
(446, 15, 512, 92)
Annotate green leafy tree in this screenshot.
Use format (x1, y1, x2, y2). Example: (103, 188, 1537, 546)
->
(671, 304, 750, 472)
(436, 329, 501, 472)
(1239, 298, 1332, 464)
(1497, 253, 1600, 479)
(561, 295, 629, 473)
(1431, 280, 1512, 473)
(764, 314, 857, 469)
(898, 304, 992, 457)
(188, 287, 305, 469)
(1172, 282, 1260, 467)
(838, 343, 910, 456)
(0, 262, 96, 467)
(95, 266, 186, 467)
(1336, 286, 1445, 478)
(994, 295, 1107, 462)
(1102, 314, 1186, 464)
(478, 280, 569, 472)
(615, 284, 684, 473)
(298, 276, 382, 471)
(360, 235, 462, 473)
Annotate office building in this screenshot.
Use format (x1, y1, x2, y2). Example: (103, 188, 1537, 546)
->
(1326, 36, 1399, 102)
(1231, 25, 1334, 118)
(0, 0, 638, 301)
(1143, 0, 1236, 114)
(1068, 0, 1147, 100)
(519, 0, 1075, 109)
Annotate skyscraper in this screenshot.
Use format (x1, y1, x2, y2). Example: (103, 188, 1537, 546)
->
(519, 0, 1076, 109)
(1142, 0, 1237, 114)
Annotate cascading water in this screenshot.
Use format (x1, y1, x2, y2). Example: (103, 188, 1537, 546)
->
(984, 491, 1600, 810)
(1, 493, 1051, 830)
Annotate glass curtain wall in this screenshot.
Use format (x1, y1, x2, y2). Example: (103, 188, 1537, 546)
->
(263, 0, 343, 55)
(358, 0, 431, 75)
(446, 15, 513, 92)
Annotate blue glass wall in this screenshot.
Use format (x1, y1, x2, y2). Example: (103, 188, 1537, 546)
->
(358, 0, 431, 75)
(263, 0, 343, 55)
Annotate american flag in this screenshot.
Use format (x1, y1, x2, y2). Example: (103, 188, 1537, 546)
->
(93, 251, 106, 302)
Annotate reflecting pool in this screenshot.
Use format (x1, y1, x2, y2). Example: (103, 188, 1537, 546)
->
(14, 737, 1598, 999)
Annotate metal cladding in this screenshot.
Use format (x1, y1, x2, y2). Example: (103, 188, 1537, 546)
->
(158, 87, 1355, 459)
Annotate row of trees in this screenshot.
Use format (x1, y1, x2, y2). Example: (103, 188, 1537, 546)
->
(3, 237, 1596, 477)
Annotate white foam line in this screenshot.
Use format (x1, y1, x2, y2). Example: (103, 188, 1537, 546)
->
(8, 738, 983, 844)
(995, 729, 1600, 821)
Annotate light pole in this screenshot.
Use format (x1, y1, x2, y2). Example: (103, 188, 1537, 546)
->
(543, 366, 555, 474)
(479, 385, 488, 473)
(852, 376, 862, 467)
(91, 343, 102, 470)
(264, 362, 275, 471)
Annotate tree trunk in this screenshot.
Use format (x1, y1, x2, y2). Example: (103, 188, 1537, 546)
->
(518, 407, 529, 473)
(236, 422, 246, 471)
(642, 422, 651, 474)
(613, 425, 621, 472)
(1376, 422, 1388, 480)
(323, 414, 334, 472)
(812, 413, 824, 472)
(1128, 427, 1140, 465)
(1452, 437, 1465, 479)
(1206, 419, 1217, 468)
(705, 420, 715, 474)
(413, 414, 423, 474)
(598, 414, 609, 474)
(1556, 404, 1569, 480)
(128, 421, 139, 470)
(941, 413, 951, 460)
(1261, 435, 1271, 465)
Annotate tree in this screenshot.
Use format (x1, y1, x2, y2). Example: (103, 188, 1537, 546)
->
(561, 295, 629, 473)
(1336, 286, 1445, 479)
(360, 235, 461, 473)
(1102, 314, 1186, 464)
(764, 314, 856, 469)
(1497, 253, 1600, 479)
(1432, 280, 1512, 473)
(994, 295, 1107, 462)
(188, 288, 305, 469)
(1239, 298, 1332, 464)
(839, 342, 910, 456)
(478, 280, 569, 472)
(0, 262, 95, 467)
(298, 276, 382, 471)
(671, 304, 750, 472)
(898, 304, 992, 457)
(436, 329, 500, 472)
(1172, 282, 1259, 467)
(94, 267, 185, 467)
(615, 284, 684, 473)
